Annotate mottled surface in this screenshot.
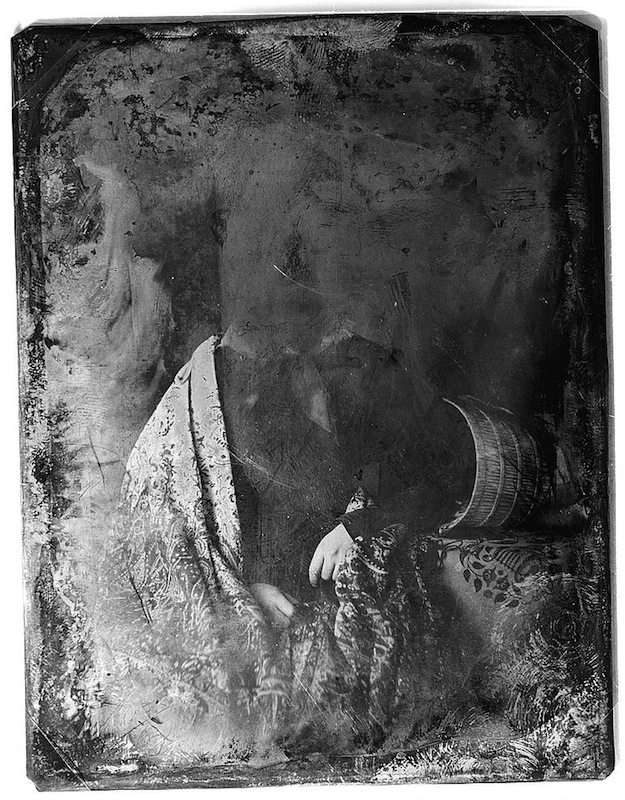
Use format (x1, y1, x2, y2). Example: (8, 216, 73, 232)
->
(13, 14, 611, 789)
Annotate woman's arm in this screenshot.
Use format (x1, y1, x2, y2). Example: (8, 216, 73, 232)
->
(308, 479, 455, 586)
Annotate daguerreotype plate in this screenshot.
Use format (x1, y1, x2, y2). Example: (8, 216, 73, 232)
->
(13, 11, 613, 790)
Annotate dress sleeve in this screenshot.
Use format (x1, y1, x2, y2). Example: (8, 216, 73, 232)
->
(337, 478, 457, 542)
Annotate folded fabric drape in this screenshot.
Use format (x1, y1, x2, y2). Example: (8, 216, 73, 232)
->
(90, 337, 449, 764)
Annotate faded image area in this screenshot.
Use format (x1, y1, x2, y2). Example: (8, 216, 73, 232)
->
(13, 14, 612, 789)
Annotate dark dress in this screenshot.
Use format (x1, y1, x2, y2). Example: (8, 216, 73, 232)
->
(215, 335, 469, 598)
(99, 335, 476, 762)
(101, 335, 580, 765)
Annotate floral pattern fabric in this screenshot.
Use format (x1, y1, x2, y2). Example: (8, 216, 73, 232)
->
(92, 338, 447, 764)
(90, 337, 596, 772)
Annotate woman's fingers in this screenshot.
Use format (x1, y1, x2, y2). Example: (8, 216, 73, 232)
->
(274, 591, 295, 620)
(332, 563, 341, 583)
(270, 589, 295, 629)
(309, 545, 324, 586)
(283, 591, 299, 606)
(320, 557, 334, 582)
(250, 583, 297, 628)
(309, 525, 354, 586)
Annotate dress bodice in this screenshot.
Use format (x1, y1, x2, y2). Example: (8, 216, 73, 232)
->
(214, 336, 428, 593)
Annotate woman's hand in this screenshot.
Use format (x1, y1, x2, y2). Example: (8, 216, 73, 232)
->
(309, 523, 353, 586)
(250, 583, 298, 628)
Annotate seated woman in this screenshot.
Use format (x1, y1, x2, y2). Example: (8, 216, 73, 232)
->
(92, 321, 495, 765)
(217, 322, 468, 605)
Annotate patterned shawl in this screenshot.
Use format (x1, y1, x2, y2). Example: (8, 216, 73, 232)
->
(89, 337, 447, 765)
